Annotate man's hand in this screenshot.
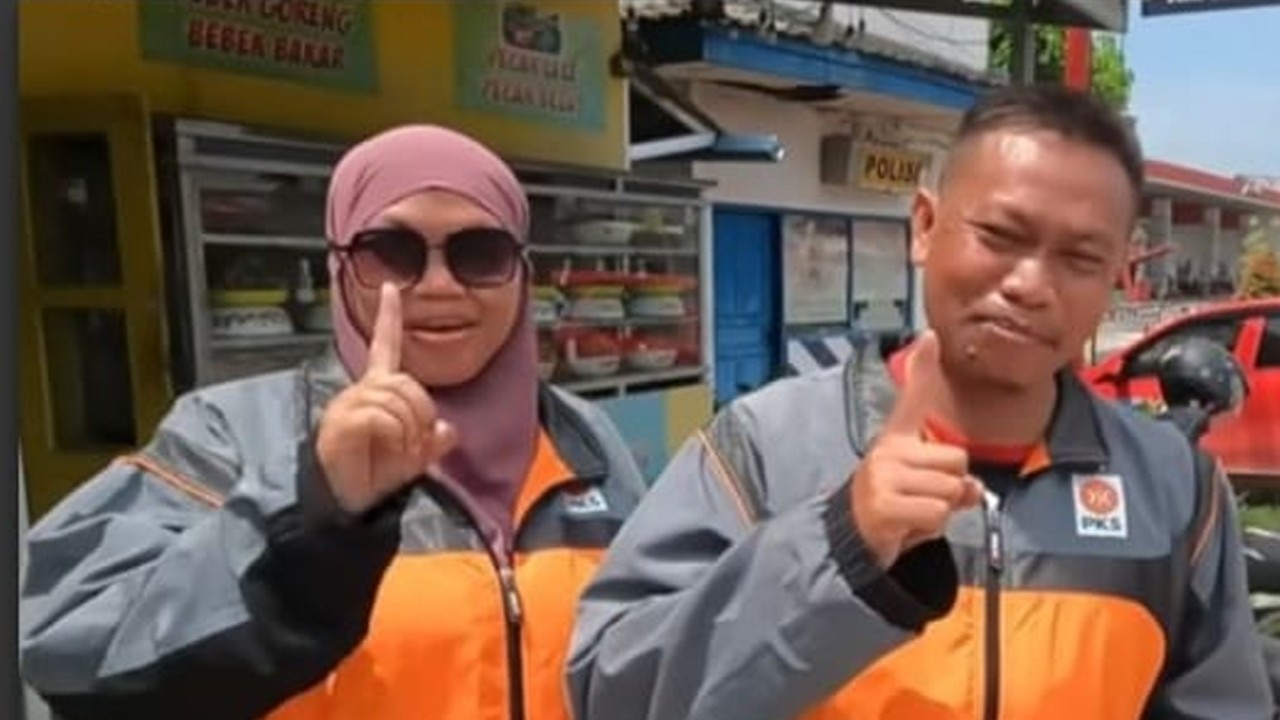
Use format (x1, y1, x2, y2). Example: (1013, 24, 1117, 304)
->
(851, 331, 983, 568)
(316, 283, 458, 514)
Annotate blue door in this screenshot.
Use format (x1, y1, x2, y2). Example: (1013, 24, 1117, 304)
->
(713, 209, 780, 407)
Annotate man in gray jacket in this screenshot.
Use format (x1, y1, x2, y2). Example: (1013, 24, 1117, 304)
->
(567, 85, 1272, 720)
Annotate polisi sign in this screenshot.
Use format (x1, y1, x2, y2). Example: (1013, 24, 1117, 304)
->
(856, 144, 931, 194)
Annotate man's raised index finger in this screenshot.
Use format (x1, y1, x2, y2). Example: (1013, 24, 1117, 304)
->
(882, 330, 942, 437)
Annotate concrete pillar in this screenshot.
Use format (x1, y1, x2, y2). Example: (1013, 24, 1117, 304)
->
(1206, 205, 1222, 274)
(1151, 196, 1174, 289)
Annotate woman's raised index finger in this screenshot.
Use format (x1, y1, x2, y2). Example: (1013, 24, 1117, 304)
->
(366, 282, 404, 375)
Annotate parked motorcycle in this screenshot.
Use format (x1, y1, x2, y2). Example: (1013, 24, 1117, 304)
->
(1146, 336, 1280, 705)
(1244, 521, 1280, 705)
(1246, 526, 1280, 629)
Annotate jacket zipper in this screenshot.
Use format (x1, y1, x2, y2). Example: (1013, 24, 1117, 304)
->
(497, 562, 526, 720)
(434, 487, 527, 720)
(982, 490, 1004, 720)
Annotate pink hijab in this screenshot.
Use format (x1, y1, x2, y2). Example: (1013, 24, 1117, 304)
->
(325, 125, 539, 538)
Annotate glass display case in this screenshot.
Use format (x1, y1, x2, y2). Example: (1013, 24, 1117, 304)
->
(523, 173, 707, 398)
(171, 120, 343, 386)
(166, 121, 709, 396)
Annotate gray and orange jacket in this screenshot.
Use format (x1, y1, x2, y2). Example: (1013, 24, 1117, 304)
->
(568, 343, 1272, 720)
(19, 351, 646, 720)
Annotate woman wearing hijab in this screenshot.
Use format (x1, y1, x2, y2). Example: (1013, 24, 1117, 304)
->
(19, 125, 647, 720)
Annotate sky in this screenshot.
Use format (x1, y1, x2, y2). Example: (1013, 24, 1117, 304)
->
(1124, 2, 1280, 176)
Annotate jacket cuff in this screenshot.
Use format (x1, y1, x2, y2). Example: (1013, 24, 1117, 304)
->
(822, 481, 958, 633)
(246, 433, 409, 634)
(297, 429, 411, 532)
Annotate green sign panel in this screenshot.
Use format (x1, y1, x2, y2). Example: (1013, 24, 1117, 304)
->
(138, 0, 378, 93)
(453, 2, 606, 130)
(1142, 0, 1280, 15)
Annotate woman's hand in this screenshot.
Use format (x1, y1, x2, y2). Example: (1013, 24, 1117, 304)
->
(316, 283, 458, 514)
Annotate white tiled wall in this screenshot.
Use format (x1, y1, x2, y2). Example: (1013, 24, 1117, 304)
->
(689, 82, 948, 217)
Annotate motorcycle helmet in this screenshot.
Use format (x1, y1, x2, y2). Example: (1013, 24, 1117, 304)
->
(1155, 337, 1249, 414)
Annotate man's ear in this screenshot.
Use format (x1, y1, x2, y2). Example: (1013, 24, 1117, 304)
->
(910, 188, 938, 266)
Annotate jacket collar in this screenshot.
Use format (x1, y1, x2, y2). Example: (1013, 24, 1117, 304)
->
(843, 341, 1109, 474)
(537, 385, 610, 484)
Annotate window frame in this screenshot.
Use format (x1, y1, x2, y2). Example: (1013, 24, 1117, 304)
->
(1123, 311, 1247, 378)
(1256, 312, 1280, 369)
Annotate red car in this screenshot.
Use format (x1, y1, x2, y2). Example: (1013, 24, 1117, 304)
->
(1083, 297, 1280, 486)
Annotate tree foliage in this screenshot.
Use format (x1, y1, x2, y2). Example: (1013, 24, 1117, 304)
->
(989, 25, 1135, 110)
(1238, 228, 1280, 299)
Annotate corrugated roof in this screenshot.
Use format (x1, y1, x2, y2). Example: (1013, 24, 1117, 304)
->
(1146, 159, 1280, 211)
(623, 0, 1004, 85)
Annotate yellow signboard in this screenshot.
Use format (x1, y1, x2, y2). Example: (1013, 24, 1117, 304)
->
(20, 0, 626, 170)
(857, 144, 932, 194)
(136, 0, 379, 93)
(454, 2, 607, 130)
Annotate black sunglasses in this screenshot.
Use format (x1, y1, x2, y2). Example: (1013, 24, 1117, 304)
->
(331, 226, 525, 290)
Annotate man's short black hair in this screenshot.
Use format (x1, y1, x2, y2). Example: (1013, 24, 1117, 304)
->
(947, 83, 1145, 201)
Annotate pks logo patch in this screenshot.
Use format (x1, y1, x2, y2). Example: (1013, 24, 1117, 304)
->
(563, 486, 609, 516)
(1072, 473, 1128, 538)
